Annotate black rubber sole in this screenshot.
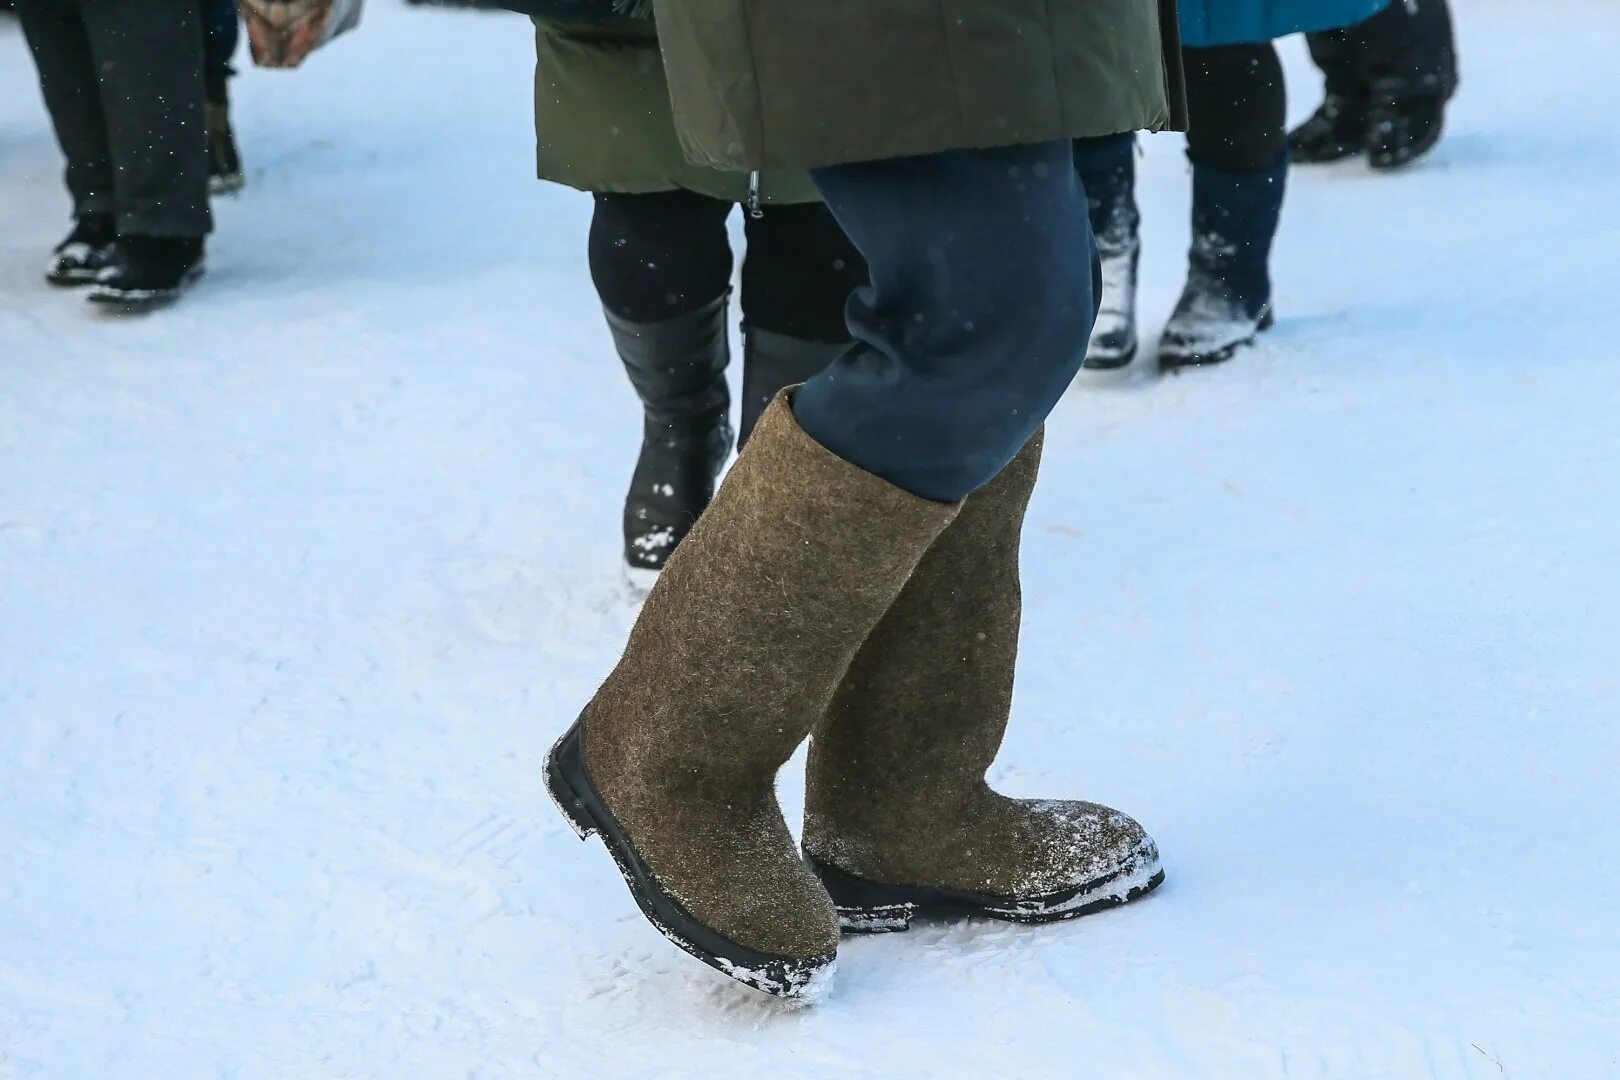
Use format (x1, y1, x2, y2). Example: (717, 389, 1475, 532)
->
(1082, 342, 1140, 371)
(806, 847, 1165, 934)
(46, 269, 101, 288)
(87, 264, 204, 313)
(544, 719, 836, 1000)
(1158, 307, 1276, 373)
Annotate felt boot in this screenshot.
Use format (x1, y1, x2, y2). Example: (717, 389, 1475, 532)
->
(803, 432, 1163, 931)
(547, 394, 959, 998)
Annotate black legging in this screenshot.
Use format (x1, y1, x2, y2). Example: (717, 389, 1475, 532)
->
(588, 190, 866, 344)
(1183, 42, 1287, 173)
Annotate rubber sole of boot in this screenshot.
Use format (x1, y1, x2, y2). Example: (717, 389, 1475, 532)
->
(88, 264, 205, 313)
(1082, 339, 1139, 371)
(1289, 139, 1366, 166)
(545, 719, 837, 1001)
(1158, 307, 1276, 374)
(806, 842, 1164, 933)
(1369, 125, 1445, 171)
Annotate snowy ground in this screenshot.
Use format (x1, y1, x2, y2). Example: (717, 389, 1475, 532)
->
(3, 3, 1618, 1077)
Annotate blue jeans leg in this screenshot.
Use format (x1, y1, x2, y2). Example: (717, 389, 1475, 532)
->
(797, 140, 1098, 503)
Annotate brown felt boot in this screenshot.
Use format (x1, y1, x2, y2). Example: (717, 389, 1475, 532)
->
(802, 431, 1164, 931)
(546, 394, 959, 998)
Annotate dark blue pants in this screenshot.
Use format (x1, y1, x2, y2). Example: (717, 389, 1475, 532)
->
(201, 0, 238, 104)
(797, 140, 1099, 503)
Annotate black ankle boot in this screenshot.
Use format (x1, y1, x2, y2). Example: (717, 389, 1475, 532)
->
(1288, 91, 1371, 165)
(738, 327, 848, 447)
(1159, 160, 1286, 372)
(1367, 78, 1450, 170)
(47, 216, 117, 287)
(1074, 134, 1140, 370)
(608, 294, 734, 580)
(88, 235, 206, 311)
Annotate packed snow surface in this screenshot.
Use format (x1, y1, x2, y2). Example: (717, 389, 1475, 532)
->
(2, 3, 1617, 1076)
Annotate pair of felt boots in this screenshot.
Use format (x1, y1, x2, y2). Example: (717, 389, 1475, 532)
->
(547, 395, 1163, 1000)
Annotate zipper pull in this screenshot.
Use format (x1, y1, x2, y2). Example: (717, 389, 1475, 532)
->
(747, 172, 765, 219)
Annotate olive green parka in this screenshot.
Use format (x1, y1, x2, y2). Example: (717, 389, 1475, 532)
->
(532, 18, 821, 204)
(651, 0, 1188, 173)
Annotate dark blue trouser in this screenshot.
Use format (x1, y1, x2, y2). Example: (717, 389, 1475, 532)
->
(201, 0, 239, 104)
(796, 140, 1099, 503)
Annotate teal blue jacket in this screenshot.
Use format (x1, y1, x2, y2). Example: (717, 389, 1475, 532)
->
(1179, 0, 1392, 47)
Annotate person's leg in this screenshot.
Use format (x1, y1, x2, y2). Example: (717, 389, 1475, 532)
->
(13, 0, 117, 231)
(1292, 26, 1374, 164)
(80, 0, 211, 240)
(199, 0, 239, 106)
(588, 189, 736, 576)
(549, 141, 1100, 998)
(803, 426, 1162, 930)
(200, 0, 245, 192)
(1073, 133, 1141, 369)
(1160, 42, 1288, 370)
(735, 201, 866, 445)
(1356, 0, 1459, 168)
(795, 139, 1099, 504)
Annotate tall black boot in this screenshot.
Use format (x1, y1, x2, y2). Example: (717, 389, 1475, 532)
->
(1159, 159, 1286, 371)
(607, 294, 734, 580)
(738, 327, 848, 447)
(1074, 135, 1141, 370)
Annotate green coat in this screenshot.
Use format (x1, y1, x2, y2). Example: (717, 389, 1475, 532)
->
(531, 18, 821, 204)
(652, 0, 1188, 173)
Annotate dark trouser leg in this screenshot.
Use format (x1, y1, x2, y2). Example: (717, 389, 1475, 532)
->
(200, 0, 240, 105)
(1184, 42, 1287, 174)
(14, 0, 116, 223)
(800, 140, 1097, 503)
(736, 202, 866, 445)
(1310, 0, 1459, 101)
(78, 0, 211, 237)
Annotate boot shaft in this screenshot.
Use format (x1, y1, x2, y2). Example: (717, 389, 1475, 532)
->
(605, 294, 731, 436)
(1186, 158, 1288, 316)
(806, 430, 1044, 831)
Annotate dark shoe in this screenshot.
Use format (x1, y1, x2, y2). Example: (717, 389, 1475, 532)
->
(738, 327, 847, 447)
(1288, 92, 1370, 165)
(547, 395, 958, 998)
(46, 216, 117, 287)
(803, 433, 1163, 932)
(88, 236, 205, 312)
(607, 296, 734, 583)
(207, 101, 246, 195)
(1159, 160, 1286, 371)
(1367, 83, 1449, 170)
(1075, 134, 1140, 369)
